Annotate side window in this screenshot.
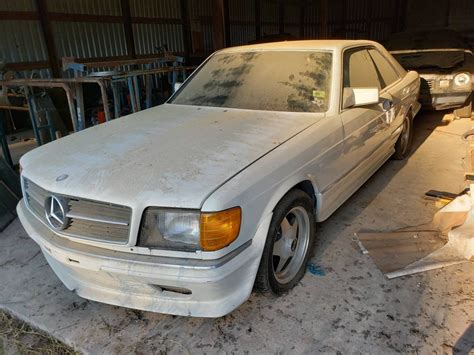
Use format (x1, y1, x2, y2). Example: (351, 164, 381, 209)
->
(368, 49, 399, 89)
(343, 49, 381, 90)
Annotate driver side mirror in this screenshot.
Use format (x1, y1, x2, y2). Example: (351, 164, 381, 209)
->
(342, 87, 379, 109)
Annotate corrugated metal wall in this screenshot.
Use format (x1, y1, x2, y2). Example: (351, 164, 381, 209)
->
(47, 0, 122, 15)
(131, 0, 184, 55)
(53, 22, 128, 59)
(228, 0, 255, 46)
(2, 0, 473, 78)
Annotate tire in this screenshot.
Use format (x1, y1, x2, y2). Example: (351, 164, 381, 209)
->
(453, 93, 472, 119)
(393, 110, 413, 160)
(254, 189, 316, 294)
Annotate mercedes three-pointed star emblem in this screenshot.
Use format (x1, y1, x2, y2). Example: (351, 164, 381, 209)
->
(44, 195, 69, 231)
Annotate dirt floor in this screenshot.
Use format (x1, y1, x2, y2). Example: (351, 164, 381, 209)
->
(0, 110, 473, 354)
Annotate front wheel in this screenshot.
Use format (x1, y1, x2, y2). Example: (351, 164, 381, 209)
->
(254, 189, 316, 294)
(393, 110, 413, 160)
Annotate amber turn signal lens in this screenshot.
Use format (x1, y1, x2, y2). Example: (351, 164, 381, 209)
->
(200, 207, 241, 251)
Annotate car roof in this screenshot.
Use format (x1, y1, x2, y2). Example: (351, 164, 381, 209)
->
(219, 40, 379, 53)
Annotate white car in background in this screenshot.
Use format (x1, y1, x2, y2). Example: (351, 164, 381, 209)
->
(17, 40, 420, 317)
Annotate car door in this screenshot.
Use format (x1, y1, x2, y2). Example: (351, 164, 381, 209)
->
(367, 47, 405, 138)
(339, 47, 391, 181)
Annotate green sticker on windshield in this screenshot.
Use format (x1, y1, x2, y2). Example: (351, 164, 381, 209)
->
(312, 90, 325, 99)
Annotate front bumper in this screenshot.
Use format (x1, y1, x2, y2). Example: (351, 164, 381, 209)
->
(17, 200, 263, 317)
(419, 91, 471, 110)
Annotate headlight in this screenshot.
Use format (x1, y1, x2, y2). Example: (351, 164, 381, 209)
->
(453, 72, 471, 88)
(139, 207, 241, 251)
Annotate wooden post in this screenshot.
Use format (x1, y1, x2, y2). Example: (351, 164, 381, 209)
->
(180, 0, 192, 61)
(319, 0, 328, 39)
(120, 0, 136, 59)
(224, 0, 231, 47)
(299, 0, 305, 39)
(278, 0, 285, 34)
(212, 0, 226, 50)
(255, 0, 261, 40)
(35, 0, 60, 77)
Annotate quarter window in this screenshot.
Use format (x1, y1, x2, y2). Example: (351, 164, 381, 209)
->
(343, 49, 381, 90)
(368, 49, 399, 88)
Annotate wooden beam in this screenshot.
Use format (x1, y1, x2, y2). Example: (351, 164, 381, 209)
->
(35, 0, 60, 77)
(224, 0, 231, 47)
(179, 0, 192, 61)
(299, 0, 305, 39)
(366, 0, 373, 39)
(0, 11, 38, 20)
(278, 0, 285, 34)
(212, 0, 226, 50)
(3, 61, 50, 71)
(120, 0, 136, 59)
(319, 0, 328, 38)
(255, 0, 261, 40)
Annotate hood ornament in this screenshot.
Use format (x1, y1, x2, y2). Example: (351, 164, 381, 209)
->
(44, 195, 70, 231)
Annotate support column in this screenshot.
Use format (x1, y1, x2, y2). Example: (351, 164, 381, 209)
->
(255, 0, 261, 40)
(180, 0, 192, 61)
(212, 0, 226, 50)
(36, 0, 60, 77)
(120, 0, 136, 59)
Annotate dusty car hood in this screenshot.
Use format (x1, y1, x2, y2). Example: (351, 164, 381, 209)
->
(21, 104, 320, 208)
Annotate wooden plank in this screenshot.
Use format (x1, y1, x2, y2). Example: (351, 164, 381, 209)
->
(278, 0, 284, 34)
(255, 0, 261, 40)
(179, 0, 192, 60)
(299, 0, 305, 39)
(212, 0, 226, 50)
(120, 0, 136, 59)
(0, 11, 38, 20)
(3, 61, 50, 71)
(35, 0, 60, 77)
(48, 12, 122, 23)
(224, 0, 231, 47)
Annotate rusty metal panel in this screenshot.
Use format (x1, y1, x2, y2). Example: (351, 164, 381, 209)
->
(0, 20, 48, 63)
(129, 0, 181, 19)
(52, 21, 128, 59)
(46, 0, 122, 16)
(0, 0, 36, 11)
(133, 23, 184, 54)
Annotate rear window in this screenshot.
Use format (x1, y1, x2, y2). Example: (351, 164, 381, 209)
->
(171, 50, 333, 113)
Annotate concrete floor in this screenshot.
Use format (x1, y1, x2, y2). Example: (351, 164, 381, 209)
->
(0, 111, 473, 354)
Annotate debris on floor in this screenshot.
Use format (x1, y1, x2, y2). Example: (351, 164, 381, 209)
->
(355, 194, 473, 278)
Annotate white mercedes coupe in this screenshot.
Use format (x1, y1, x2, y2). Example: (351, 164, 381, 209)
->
(18, 40, 420, 317)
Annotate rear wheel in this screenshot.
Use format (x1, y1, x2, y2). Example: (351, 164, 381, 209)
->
(393, 110, 413, 160)
(255, 189, 315, 294)
(453, 93, 472, 119)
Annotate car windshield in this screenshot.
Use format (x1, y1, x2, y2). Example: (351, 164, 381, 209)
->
(170, 50, 332, 113)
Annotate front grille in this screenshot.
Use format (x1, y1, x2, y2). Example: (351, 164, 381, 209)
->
(23, 178, 132, 244)
(420, 78, 435, 95)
